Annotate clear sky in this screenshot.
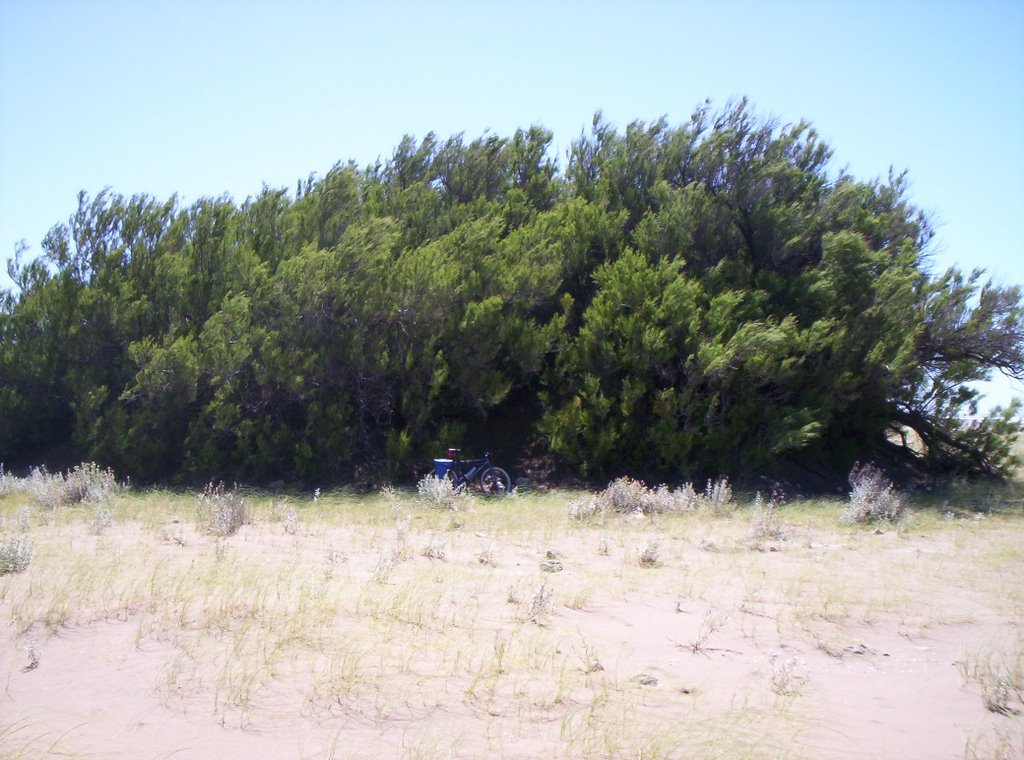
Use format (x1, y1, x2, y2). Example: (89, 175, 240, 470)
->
(2, 0, 1022, 407)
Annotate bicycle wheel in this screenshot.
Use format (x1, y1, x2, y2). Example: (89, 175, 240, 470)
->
(446, 467, 466, 491)
(479, 466, 511, 496)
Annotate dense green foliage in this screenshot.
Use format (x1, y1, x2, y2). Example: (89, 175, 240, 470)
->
(2, 103, 1022, 484)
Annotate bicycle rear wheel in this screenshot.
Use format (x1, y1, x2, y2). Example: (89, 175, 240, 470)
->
(479, 466, 511, 496)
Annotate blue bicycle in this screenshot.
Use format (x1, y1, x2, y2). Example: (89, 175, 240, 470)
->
(432, 449, 512, 496)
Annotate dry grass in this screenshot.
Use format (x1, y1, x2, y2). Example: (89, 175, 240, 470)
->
(1, 482, 1022, 758)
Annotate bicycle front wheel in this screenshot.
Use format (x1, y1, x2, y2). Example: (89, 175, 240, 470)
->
(446, 468, 466, 491)
(479, 466, 511, 496)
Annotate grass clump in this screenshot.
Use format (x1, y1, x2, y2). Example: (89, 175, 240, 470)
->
(841, 463, 905, 524)
(769, 653, 807, 696)
(198, 482, 251, 536)
(269, 501, 299, 534)
(957, 641, 1024, 716)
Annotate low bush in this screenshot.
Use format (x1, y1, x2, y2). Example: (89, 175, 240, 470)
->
(5, 463, 119, 510)
(749, 491, 787, 542)
(569, 476, 733, 520)
(0, 536, 32, 575)
(841, 463, 905, 524)
(416, 474, 467, 511)
(198, 482, 251, 536)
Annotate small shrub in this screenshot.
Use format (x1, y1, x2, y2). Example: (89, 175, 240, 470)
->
(15, 505, 32, 532)
(573, 477, 727, 519)
(841, 463, 905, 524)
(568, 495, 605, 523)
(63, 462, 118, 504)
(198, 482, 250, 536)
(671, 482, 702, 511)
(23, 638, 40, 671)
(416, 474, 467, 511)
(0, 536, 32, 574)
(91, 503, 114, 535)
(749, 491, 787, 542)
(689, 607, 732, 653)
(270, 502, 299, 534)
(769, 654, 807, 695)
(24, 467, 65, 509)
(19, 463, 118, 509)
(575, 639, 604, 674)
(637, 531, 661, 567)
(524, 581, 554, 624)
(421, 534, 447, 560)
(1, 505, 32, 534)
(371, 552, 397, 583)
(603, 477, 653, 513)
(477, 544, 497, 566)
(703, 476, 734, 515)
(506, 581, 524, 605)
(568, 477, 736, 521)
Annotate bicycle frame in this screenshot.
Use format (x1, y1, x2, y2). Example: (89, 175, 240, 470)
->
(447, 451, 492, 488)
(432, 448, 511, 495)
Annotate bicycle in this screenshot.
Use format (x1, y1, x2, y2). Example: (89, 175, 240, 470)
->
(432, 449, 512, 496)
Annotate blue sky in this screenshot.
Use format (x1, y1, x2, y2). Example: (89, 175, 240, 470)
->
(1, 0, 1022, 407)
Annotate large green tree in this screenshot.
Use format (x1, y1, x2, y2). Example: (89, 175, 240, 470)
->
(2, 102, 1020, 484)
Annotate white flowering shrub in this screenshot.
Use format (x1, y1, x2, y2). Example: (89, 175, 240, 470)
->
(570, 477, 734, 520)
(749, 491, 787, 541)
(0, 536, 32, 575)
(841, 463, 905, 524)
(568, 495, 605, 522)
(703, 476, 734, 515)
(198, 482, 251, 536)
(416, 474, 467, 511)
(10, 463, 119, 509)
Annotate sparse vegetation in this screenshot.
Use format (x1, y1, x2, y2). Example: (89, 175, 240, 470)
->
(957, 638, 1024, 716)
(1, 477, 1021, 758)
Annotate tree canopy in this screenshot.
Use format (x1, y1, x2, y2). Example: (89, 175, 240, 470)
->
(2, 102, 1021, 486)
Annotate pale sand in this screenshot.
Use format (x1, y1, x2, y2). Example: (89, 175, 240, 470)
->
(2, 498, 1021, 758)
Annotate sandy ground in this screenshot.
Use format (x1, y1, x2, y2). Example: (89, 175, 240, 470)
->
(1, 493, 1022, 759)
